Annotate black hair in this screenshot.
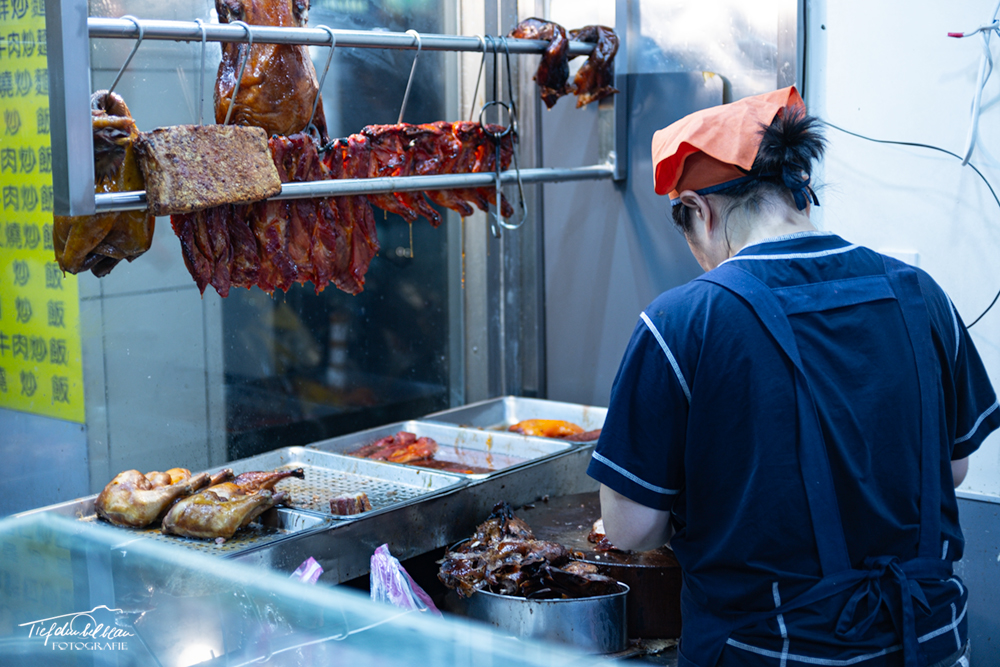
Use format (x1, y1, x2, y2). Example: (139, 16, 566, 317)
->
(671, 106, 827, 233)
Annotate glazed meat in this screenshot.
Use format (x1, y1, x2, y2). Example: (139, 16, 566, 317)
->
(95, 468, 211, 528)
(509, 18, 573, 109)
(161, 486, 284, 540)
(214, 0, 328, 141)
(53, 91, 155, 278)
(160, 468, 303, 540)
(349, 431, 439, 463)
(568, 25, 620, 107)
(438, 502, 617, 599)
(509, 419, 584, 438)
(330, 492, 373, 515)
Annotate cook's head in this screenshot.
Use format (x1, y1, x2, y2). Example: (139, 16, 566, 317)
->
(650, 86, 826, 232)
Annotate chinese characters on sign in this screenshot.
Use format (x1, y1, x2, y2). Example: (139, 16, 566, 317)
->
(0, 8, 85, 423)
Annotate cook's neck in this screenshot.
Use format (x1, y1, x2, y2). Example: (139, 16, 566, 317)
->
(725, 207, 817, 258)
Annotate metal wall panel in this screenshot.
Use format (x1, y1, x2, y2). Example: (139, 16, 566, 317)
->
(955, 494, 1000, 663)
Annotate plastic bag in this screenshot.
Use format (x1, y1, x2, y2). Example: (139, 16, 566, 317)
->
(290, 557, 324, 585)
(370, 544, 441, 616)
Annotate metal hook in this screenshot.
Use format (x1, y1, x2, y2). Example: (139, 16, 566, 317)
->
(497, 36, 526, 230)
(107, 15, 143, 96)
(478, 100, 515, 237)
(223, 21, 253, 126)
(193, 18, 208, 125)
(397, 29, 422, 124)
(468, 35, 487, 121)
(308, 25, 336, 131)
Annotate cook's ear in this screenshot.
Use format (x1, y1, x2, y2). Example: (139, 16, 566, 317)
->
(678, 191, 711, 226)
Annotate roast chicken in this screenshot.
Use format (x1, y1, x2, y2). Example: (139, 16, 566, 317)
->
(161, 468, 304, 540)
(53, 90, 155, 277)
(214, 0, 328, 141)
(95, 468, 212, 528)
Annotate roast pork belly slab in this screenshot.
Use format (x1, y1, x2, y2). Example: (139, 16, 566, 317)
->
(135, 124, 282, 216)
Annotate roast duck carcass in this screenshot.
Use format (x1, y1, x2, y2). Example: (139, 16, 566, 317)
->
(161, 468, 304, 540)
(214, 0, 328, 141)
(170, 122, 514, 298)
(509, 19, 619, 109)
(438, 501, 621, 599)
(94, 467, 219, 528)
(53, 91, 155, 277)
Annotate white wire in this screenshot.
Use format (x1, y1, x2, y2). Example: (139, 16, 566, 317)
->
(954, 0, 1000, 165)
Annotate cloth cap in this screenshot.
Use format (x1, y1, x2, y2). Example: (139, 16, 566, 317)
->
(651, 86, 805, 199)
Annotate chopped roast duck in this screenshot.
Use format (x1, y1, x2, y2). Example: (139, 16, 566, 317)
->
(438, 501, 621, 599)
(95, 467, 213, 528)
(214, 0, 328, 141)
(53, 91, 155, 277)
(509, 19, 619, 109)
(161, 468, 304, 540)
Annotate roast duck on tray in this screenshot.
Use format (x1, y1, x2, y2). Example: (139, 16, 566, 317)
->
(94, 466, 305, 541)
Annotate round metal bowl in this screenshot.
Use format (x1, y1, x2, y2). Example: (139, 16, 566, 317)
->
(451, 583, 629, 654)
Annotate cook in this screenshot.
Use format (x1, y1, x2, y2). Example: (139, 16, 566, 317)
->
(588, 86, 999, 667)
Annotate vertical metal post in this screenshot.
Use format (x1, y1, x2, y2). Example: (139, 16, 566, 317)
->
(613, 0, 629, 181)
(45, 0, 95, 216)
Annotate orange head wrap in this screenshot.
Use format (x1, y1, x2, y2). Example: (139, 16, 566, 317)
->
(651, 86, 806, 201)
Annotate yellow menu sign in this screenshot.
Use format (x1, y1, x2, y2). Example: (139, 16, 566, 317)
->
(0, 3, 84, 423)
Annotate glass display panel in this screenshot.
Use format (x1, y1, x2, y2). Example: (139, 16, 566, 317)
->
(0, 512, 599, 666)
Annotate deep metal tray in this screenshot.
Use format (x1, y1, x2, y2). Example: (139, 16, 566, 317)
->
(206, 446, 467, 519)
(306, 420, 573, 479)
(421, 397, 607, 441)
(16, 495, 332, 557)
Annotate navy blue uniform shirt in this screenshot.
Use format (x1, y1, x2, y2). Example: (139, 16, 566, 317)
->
(588, 231, 999, 664)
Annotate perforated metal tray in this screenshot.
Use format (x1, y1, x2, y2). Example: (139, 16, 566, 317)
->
(16, 495, 332, 557)
(208, 446, 467, 519)
(421, 397, 607, 442)
(307, 420, 573, 479)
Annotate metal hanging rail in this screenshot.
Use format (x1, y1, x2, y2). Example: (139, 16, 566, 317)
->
(93, 166, 615, 214)
(47, 0, 621, 217)
(87, 17, 597, 56)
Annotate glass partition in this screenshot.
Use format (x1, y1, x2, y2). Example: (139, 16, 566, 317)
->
(0, 512, 599, 666)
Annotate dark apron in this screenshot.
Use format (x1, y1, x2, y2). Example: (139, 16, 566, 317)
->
(680, 256, 953, 667)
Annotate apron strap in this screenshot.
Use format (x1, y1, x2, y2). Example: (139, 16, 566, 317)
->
(699, 263, 853, 576)
(881, 257, 943, 558)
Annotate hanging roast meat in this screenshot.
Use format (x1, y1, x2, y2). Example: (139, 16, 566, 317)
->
(214, 0, 328, 141)
(568, 25, 619, 107)
(509, 19, 619, 109)
(53, 90, 155, 277)
(508, 18, 573, 109)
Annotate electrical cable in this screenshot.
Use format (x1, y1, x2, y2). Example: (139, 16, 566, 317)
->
(947, 0, 1000, 165)
(819, 120, 1000, 328)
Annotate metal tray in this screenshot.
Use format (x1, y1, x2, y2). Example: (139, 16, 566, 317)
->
(207, 446, 467, 519)
(421, 397, 607, 441)
(15, 495, 332, 557)
(306, 420, 573, 479)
